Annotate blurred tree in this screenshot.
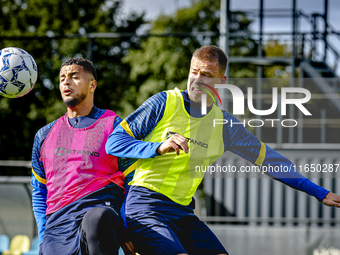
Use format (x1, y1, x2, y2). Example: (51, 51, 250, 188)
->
(0, 0, 145, 174)
(263, 39, 291, 79)
(123, 0, 258, 108)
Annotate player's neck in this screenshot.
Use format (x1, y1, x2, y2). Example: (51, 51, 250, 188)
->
(67, 103, 94, 118)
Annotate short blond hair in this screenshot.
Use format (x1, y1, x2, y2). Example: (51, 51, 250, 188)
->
(192, 46, 228, 75)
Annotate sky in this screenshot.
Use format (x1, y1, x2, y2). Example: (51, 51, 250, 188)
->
(121, 0, 192, 20)
(121, 0, 340, 33)
(121, 0, 340, 70)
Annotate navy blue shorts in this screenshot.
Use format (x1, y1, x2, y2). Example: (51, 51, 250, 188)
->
(40, 183, 123, 255)
(125, 186, 228, 255)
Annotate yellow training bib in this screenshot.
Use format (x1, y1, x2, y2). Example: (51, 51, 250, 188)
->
(130, 88, 224, 205)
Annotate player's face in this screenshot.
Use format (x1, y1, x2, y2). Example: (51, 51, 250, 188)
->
(59, 65, 94, 108)
(187, 57, 226, 105)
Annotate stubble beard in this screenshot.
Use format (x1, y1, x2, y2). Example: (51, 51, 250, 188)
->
(63, 93, 87, 108)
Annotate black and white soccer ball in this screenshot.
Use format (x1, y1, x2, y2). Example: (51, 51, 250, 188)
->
(0, 47, 38, 98)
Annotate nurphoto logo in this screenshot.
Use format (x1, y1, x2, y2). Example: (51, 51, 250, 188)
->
(199, 83, 312, 128)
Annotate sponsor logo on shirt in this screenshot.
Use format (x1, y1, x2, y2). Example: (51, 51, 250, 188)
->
(54, 147, 100, 157)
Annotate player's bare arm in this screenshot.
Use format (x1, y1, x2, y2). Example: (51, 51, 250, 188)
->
(157, 133, 189, 155)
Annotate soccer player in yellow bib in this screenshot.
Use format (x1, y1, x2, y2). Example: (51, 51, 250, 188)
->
(105, 46, 340, 255)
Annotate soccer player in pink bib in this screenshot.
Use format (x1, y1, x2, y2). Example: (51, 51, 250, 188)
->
(31, 58, 135, 255)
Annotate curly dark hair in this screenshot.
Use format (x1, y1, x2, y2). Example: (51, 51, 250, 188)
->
(61, 57, 97, 80)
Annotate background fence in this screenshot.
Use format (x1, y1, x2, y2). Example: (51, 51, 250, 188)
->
(204, 148, 340, 226)
(1, 148, 340, 255)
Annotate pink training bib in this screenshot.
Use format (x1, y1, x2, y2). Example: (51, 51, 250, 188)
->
(40, 110, 124, 215)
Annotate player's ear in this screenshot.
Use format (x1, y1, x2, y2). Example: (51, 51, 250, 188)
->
(89, 80, 97, 92)
(221, 75, 227, 84)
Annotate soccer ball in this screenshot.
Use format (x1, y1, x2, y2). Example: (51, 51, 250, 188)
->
(0, 47, 38, 98)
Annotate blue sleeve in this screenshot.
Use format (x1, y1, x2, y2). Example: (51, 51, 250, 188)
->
(31, 129, 48, 245)
(106, 92, 167, 159)
(31, 175, 47, 245)
(222, 111, 329, 201)
(223, 111, 262, 162)
(31, 121, 56, 245)
(262, 145, 329, 201)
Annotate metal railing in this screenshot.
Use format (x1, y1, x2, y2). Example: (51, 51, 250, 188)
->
(204, 149, 340, 227)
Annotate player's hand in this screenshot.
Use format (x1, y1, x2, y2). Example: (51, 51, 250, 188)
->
(322, 192, 340, 207)
(157, 133, 189, 155)
(122, 241, 135, 255)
